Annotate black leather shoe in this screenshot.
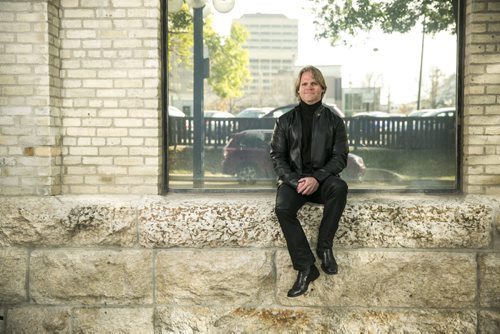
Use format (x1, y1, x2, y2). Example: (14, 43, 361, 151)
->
(316, 248, 338, 275)
(287, 264, 320, 298)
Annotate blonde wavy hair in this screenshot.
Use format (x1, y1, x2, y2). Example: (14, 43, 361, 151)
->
(294, 65, 327, 100)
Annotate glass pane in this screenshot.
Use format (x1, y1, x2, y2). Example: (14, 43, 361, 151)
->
(167, 0, 458, 191)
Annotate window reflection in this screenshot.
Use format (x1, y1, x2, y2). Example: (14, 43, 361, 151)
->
(167, 0, 458, 191)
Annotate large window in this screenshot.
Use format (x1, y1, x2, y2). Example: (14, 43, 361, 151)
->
(166, 0, 460, 191)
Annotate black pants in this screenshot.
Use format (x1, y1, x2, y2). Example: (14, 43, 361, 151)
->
(275, 176, 348, 271)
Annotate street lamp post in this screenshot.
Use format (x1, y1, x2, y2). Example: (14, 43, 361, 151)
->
(168, 0, 235, 188)
(192, 4, 204, 187)
(417, 18, 426, 110)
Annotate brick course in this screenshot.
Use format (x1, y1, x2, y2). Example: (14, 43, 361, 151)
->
(58, 0, 160, 194)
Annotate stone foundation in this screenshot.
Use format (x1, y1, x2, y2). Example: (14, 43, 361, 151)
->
(0, 194, 499, 332)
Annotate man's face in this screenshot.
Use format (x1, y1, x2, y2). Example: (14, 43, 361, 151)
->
(298, 71, 324, 105)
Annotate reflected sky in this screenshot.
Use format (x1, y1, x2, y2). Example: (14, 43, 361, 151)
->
(210, 0, 457, 104)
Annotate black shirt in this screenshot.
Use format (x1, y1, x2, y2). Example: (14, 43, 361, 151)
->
(299, 100, 322, 176)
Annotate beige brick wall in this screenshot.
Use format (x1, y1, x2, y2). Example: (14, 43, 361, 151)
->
(0, 0, 61, 195)
(59, 0, 161, 194)
(0, 0, 499, 195)
(463, 0, 500, 195)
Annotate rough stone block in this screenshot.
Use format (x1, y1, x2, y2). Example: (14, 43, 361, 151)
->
(156, 249, 274, 306)
(30, 249, 153, 305)
(0, 196, 137, 247)
(72, 307, 154, 333)
(5, 306, 71, 334)
(479, 253, 500, 307)
(332, 199, 493, 248)
(479, 311, 500, 334)
(139, 196, 283, 248)
(0, 248, 27, 304)
(155, 305, 232, 333)
(155, 306, 476, 333)
(276, 250, 477, 308)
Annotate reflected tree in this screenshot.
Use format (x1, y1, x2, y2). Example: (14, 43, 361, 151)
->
(167, 3, 193, 71)
(310, 0, 458, 44)
(205, 22, 252, 112)
(425, 69, 455, 108)
(428, 67, 443, 108)
(167, 4, 251, 111)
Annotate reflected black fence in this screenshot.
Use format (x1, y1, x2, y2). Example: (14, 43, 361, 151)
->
(168, 116, 455, 150)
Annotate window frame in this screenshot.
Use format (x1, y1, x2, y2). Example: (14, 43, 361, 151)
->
(161, 0, 465, 195)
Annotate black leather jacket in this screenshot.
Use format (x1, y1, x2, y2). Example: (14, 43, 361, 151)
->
(270, 103, 348, 189)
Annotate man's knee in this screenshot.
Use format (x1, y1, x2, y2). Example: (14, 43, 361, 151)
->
(336, 178, 348, 194)
(324, 177, 348, 198)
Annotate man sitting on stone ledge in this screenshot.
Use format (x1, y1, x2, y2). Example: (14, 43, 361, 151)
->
(270, 65, 349, 297)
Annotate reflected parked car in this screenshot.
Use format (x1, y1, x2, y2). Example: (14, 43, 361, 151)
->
(168, 106, 186, 117)
(409, 107, 455, 117)
(262, 103, 345, 119)
(408, 109, 428, 117)
(236, 107, 273, 118)
(222, 129, 366, 184)
(352, 111, 390, 117)
(420, 107, 455, 117)
(204, 110, 234, 118)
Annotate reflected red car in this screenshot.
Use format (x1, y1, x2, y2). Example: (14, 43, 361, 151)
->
(222, 129, 366, 184)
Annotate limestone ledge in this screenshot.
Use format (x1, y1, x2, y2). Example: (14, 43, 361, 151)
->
(0, 194, 496, 248)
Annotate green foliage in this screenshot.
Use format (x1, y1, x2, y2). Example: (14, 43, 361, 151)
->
(167, 4, 193, 71)
(205, 22, 251, 111)
(167, 5, 251, 109)
(310, 0, 458, 44)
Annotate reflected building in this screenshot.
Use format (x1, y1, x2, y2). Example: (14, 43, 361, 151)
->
(234, 14, 343, 109)
(343, 87, 382, 116)
(233, 14, 298, 107)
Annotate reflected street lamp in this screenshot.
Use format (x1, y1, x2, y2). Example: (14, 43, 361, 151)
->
(211, 0, 235, 13)
(417, 17, 426, 110)
(168, 0, 235, 188)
